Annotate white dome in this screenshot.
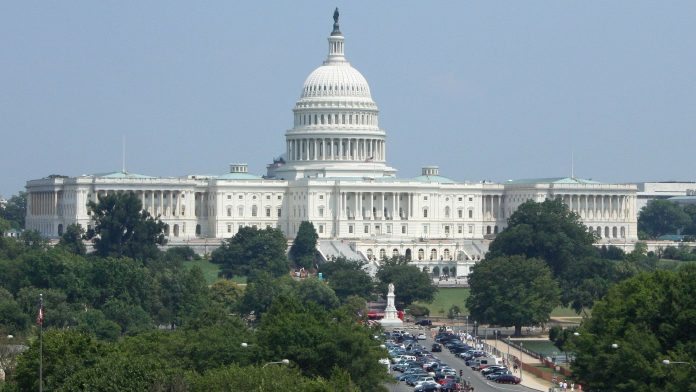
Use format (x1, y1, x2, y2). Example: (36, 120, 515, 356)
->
(301, 63, 372, 99)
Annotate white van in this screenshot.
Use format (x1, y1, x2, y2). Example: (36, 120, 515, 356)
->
(471, 357, 499, 370)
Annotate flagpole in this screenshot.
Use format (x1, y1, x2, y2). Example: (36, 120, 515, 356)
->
(39, 293, 43, 392)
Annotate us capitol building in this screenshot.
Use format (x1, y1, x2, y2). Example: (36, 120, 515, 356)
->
(25, 11, 638, 277)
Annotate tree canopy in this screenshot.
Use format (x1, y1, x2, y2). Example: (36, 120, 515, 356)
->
(57, 223, 86, 255)
(488, 198, 596, 276)
(638, 199, 693, 239)
(210, 226, 289, 278)
(318, 257, 374, 302)
(0, 192, 27, 229)
(466, 255, 560, 336)
(571, 265, 696, 392)
(85, 192, 166, 260)
(289, 221, 318, 269)
(376, 257, 437, 307)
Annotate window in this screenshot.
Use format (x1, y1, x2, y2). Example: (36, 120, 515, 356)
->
(277, 208, 282, 217)
(418, 249, 424, 260)
(348, 225, 354, 234)
(318, 207, 324, 217)
(401, 225, 407, 234)
(227, 195, 231, 200)
(379, 249, 386, 259)
(458, 225, 463, 234)
(423, 208, 428, 218)
(458, 209, 463, 218)
(445, 206, 450, 218)
(468, 225, 474, 234)
(252, 206, 258, 217)
(430, 249, 437, 260)
(277, 195, 282, 200)
(227, 224, 232, 233)
(458, 197, 463, 201)
(423, 224, 429, 234)
(423, 196, 428, 201)
(386, 224, 392, 234)
(238, 206, 244, 216)
(468, 209, 473, 218)
(444, 225, 450, 235)
(364, 225, 369, 234)
(266, 208, 271, 217)
(266, 195, 270, 200)
(319, 194, 324, 199)
(469, 197, 473, 201)
(227, 207, 232, 217)
(392, 249, 399, 258)
(318, 224, 324, 234)
(238, 195, 243, 199)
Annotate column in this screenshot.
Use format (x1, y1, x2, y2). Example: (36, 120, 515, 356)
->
(381, 193, 385, 219)
(339, 138, 343, 160)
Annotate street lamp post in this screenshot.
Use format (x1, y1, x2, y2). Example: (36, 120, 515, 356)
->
(263, 359, 290, 368)
(519, 342, 524, 382)
(662, 359, 696, 371)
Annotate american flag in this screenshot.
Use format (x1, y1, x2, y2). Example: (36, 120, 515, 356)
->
(36, 298, 44, 326)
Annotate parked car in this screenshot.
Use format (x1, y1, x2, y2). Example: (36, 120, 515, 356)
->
(414, 381, 442, 392)
(494, 374, 521, 384)
(440, 380, 461, 392)
(481, 365, 508, 376)
(416, 319, 433, 326)
(431, 343, 442, 352)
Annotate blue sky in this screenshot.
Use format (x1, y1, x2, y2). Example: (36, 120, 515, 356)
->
(2, 1, 695, 197)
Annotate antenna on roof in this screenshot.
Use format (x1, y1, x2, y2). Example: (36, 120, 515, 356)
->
(122, 135, 126, 174)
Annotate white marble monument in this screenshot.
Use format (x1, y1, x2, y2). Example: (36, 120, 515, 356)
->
(379, 283, 403, 327)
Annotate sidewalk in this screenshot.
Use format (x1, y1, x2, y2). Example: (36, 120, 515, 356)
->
(482, 339, 553, 392)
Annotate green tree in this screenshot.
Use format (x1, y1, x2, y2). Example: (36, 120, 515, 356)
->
(488, 198, 597, 277)
(638, 199, 692, 239)
(256, 297, 388, 391)
(86, 192, 166, 260)
(318, 258, 374, 302)
(376, 258, 437, 307)
(291, 278, 340, 310)
(13, 330, 107, 391)
(571, 265, 696, 392)
(211, 226, 289, 278)
(57, 223, 87, 255)
(0, 192, 27, 229)
(0, 288, 29, 335)
(466, 255, 560, 336)
(75, 309, 121, 341)
(290, 221, 319, 269)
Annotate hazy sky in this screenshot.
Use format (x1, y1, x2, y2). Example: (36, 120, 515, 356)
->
(2, 1, 695, 197)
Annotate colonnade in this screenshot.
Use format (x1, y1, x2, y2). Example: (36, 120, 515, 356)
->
(558, 194, 634, 220)
(28, 191, 58, 216)
(482, 195, 504, 221)
(287, 137, 384, 162)
(336, 191, 414, 220)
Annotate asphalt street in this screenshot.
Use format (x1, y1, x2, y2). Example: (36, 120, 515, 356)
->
(384, 329, 542, 392)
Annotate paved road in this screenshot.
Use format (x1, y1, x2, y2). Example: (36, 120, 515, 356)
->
(385, 331, 542, 392)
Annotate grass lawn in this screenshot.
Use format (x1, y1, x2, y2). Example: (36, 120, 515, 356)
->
(510, 339, 560, 358)
(415, 287, 470, 317)
(414, 287, 583, 319)
(183, 259, 223, 285)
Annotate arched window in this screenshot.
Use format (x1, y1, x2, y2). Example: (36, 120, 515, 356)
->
(366, 249, 373, 260)
(612, 227, 618, 238)
(418, 249, 425, 260)
(423, 208, 428, 218)
(445, 206, 451, 218)
(379, 248, 386, 260)
(195, 224, 201, 236)
(430, 249, 437, 260)
(620, 227, 626, 238)
(486, 226, 492, 234)
(442, 266, 450, 276)
(432, 266, 440, 277)
(227, 207, 232, 217)
(405, 248, 412, 260)
(596, 226, 602, 237)
(252, 205, 258, 217)
(468, 209, 473, 219)
(173, 224, 180, 237)
(57, 224, 64, 236)
(494, 225, 499, 234)
(605, 226, 610, 238)
(392, 248, 399, 258)
(444, 249, 451, 259)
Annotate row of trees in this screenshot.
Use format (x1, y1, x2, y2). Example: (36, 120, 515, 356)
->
(466, 199, 664, 336)
(638, 199, 696, 239)
(1, 193, 429, 391)
(0, 192, 26, 235)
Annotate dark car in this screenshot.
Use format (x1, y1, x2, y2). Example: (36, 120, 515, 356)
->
(481, 365, 507, 376)
(414, 382, 441, 392)
(431, 343, 442, 352)
(416, 319, 433, 326)
(494, 374, 521, 384)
